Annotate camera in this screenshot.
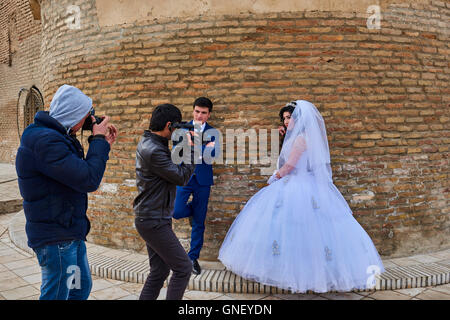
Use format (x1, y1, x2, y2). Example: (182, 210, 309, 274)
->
(170, 122, 212, 146)
(82, 108, 103, 131)
(169, 121, 194, 130)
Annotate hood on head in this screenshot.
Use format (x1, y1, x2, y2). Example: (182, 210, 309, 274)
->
(49, 84, 92, 133)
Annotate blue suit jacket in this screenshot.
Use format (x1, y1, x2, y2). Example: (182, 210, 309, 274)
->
(187, 121, 216, 186)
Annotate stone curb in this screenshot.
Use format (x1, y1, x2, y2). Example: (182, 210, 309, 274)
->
(0, 172, 22, 215)
(8, 211, 450, 294)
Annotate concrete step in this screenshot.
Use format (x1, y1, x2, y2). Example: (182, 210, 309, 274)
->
(0, 180, 22, 215)
(0, 198, 23, 215)
(0, 164, 22, 215)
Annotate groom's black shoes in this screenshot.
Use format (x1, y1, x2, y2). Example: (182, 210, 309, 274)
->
(192, 259, 201, 275)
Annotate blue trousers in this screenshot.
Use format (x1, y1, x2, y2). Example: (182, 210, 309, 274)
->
(33, 240, 92, 300)
(173, 175, 211, 260)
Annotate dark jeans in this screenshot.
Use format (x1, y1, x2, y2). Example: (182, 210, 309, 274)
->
(135, 217, 192, 300)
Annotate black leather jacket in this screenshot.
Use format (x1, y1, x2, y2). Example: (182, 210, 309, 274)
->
(133, 130, 195, 219)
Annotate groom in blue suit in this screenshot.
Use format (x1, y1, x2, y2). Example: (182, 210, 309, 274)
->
(173, 97, 216, 275)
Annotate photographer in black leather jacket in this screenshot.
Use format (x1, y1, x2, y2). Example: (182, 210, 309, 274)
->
(133, 104, 195, 300)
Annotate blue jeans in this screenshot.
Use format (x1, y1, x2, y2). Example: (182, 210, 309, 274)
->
(33, 240, 92, 300)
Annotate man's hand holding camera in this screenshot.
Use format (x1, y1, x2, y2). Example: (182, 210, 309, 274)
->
(186, 130, 196, 146)
(92, 115, 118, 145)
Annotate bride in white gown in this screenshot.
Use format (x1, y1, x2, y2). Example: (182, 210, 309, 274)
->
(218, 100, 385, 293)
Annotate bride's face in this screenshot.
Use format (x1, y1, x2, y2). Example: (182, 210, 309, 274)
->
(283, 111, 292, 128)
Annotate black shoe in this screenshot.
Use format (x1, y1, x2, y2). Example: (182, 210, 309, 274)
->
(192, 259, 201, 275)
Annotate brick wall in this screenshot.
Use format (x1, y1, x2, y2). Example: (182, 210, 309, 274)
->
(10, 0, 450, 260)
(0, 0, 42, 163)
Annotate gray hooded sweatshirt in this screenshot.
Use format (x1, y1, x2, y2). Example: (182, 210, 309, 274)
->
(49, 84, 92, 133)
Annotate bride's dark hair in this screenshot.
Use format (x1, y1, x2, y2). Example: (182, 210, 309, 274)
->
(279, 101, 297, 122)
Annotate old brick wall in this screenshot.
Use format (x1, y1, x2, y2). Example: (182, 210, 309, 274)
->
(33, 0, 450, 260)
(0, 0, 43, 163)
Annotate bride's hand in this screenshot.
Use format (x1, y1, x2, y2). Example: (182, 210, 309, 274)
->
(267, 172, 279, 185)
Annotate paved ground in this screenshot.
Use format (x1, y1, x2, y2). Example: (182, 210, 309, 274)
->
(1, 163, 449, 300)
(1, 211, 450, 300)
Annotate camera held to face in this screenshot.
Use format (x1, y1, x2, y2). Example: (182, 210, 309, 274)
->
(82, 109, 103, 131)
(170, 122, 211, 146)
(169, 121, 194, 131)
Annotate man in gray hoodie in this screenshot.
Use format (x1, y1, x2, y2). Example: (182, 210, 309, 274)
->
(16, 84, 117, 300)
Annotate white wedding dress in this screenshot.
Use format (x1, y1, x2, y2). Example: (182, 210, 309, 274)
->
(218, 100, 385, 293)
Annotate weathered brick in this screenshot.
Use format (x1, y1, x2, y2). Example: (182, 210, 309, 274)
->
(360, 133, 382, 140)
(2, 0, 446, 261)
(386, 117, 405, 123)
(205, 60, 230, 67)
(353, 141, 375, 148)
